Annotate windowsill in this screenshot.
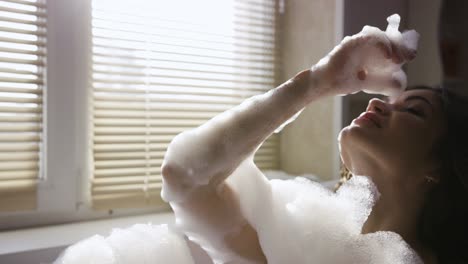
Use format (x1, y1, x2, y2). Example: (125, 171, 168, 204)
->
(0, 174, 338, 256)
(0, 212, 174, 255)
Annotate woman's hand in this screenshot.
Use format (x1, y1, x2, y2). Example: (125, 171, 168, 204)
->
(313, 16, 419, 98)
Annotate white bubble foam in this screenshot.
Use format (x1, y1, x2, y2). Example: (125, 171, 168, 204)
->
(362, 14, 419, 97)
(55, 172, 422, 263)
(224, 159, 423, 264)
(385, 14, 402, 42)
(54, 224, 195, 264)
(318, 14, 419, 97)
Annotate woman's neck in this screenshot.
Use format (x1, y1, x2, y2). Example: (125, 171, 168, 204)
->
(358, 168, 436, 263)
(349, 158, 422, 236)
(361, 186, 422, 243)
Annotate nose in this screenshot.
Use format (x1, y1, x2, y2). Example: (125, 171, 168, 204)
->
(366, 98, 389, 115)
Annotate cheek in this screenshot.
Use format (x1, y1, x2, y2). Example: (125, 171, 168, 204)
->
(386, 118, 433, 157)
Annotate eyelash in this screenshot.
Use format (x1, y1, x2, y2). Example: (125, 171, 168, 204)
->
(405, 107, 424, 117)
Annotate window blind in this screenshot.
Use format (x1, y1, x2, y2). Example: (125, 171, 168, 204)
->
(0, 0, 45, 212)
(91, 0, 280, 210)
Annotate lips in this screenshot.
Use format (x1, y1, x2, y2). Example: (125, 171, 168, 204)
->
(356, 112, 382, 128)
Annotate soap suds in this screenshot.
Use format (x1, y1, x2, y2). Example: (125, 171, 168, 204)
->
(55, 224, 194, 264)
(313, 14, 419, 98)
(361, 14, 419, 97)
(224, 158, 422, 264)
(55, 171, 422, 264)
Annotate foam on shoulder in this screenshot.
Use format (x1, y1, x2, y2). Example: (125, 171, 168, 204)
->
(230, 174, 423, 264)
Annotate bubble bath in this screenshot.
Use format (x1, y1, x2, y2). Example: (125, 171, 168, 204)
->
(55, 174, 422, 264)
(226, 161, 423, 263)
(55, 14, 422, 264)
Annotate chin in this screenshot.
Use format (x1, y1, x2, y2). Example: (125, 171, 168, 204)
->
(338, 124, 363, 151)
(338, 126, 353, 172)
(338, 124, 385, 172)
(340, 123, 382, 148)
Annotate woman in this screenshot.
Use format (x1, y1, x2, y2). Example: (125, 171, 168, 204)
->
(161, 18, 468, 264)
(340, 85, 468, 264)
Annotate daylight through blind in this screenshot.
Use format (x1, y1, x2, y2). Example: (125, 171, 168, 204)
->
(91, 0, 280, 210)
(0, 0, 46, 212)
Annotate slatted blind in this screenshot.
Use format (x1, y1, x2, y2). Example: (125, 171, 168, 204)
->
(0, 0, 45, 212)
(91, 0, 280, 210)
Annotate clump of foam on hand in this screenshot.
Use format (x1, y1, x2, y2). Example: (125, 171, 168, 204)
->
(385, 14, 419, 52)
(361, 14, 419, 97)
(315, 14, 419, 98)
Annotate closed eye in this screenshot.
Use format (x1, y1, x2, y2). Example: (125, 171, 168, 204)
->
(404, 96, 433, 117)
(405, 107, 425, 117)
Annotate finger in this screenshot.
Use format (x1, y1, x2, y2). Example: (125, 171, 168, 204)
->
(391, 69, 407, 90)
(394, 41, 417, 62)
(399, 45, 417, 62)
(360, 27, 392, 60)
(372, 33, 392, 60)
(376, 41, 392, 59)
(389, 32, 419, 64)
(403, 48, 417, 61)
(360, 25, 382, 35)
(390, 42, 404, 64)
(365, 72, 401, 90)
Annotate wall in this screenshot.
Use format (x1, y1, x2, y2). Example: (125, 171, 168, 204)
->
(343, 0, 408, 35)
(279, 0, 343, 180)
(406, 0, 442, 86)
(279, 0, 442, 179)
(0, 246, 65, 264)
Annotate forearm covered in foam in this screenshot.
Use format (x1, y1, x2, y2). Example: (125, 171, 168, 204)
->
(161, 69, 325, 202)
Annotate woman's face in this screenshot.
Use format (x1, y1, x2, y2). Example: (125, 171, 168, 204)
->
(339, 89, 446, 185)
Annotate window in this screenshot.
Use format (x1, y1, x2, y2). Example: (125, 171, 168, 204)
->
(0, 0, 281, 228)
(0, 0, 46, 212)
(90, 0, 281, 210)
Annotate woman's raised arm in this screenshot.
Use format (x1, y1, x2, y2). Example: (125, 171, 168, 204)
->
(162, 69, 324, 201)
(161, 69, 324, 263)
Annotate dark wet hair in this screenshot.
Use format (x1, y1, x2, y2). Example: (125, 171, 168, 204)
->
(338, 85, 468, 263)
(413, 84, 468, 263)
